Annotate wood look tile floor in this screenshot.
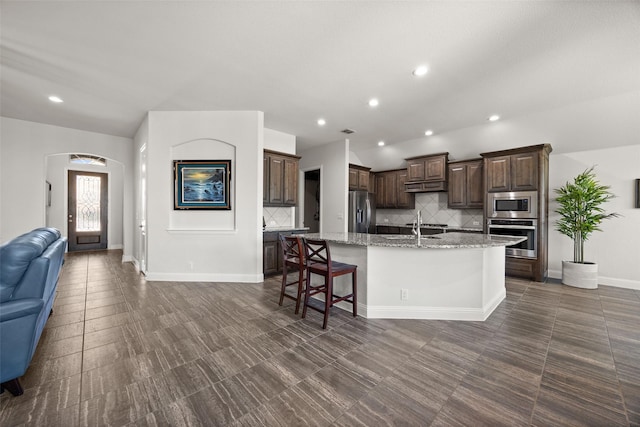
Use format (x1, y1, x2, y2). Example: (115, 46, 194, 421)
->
(1, 250, 639, 427)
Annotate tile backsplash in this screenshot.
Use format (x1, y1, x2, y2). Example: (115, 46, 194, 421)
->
(376, 192, 483, 229)
(263, 207, 294, 227)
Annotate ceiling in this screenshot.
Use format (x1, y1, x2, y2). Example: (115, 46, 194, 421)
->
(1, 1, 639, 153)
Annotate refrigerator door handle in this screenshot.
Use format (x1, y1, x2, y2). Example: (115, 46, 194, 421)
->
(365, 198, 371, 229)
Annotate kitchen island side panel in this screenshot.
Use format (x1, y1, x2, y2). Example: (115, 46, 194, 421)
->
(364, 245, 505, 320)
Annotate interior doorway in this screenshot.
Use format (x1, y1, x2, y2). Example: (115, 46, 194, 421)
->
(304, 169, 320, 233)
(67, 170, 108, 251)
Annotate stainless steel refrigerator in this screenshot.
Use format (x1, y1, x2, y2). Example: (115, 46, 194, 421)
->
(348, 191, 376, 233)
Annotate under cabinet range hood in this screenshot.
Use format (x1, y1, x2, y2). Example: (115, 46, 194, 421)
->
(404, 181, 447, 192)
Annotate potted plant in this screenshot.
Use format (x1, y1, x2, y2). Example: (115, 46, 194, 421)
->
(554, 166, 619, 289)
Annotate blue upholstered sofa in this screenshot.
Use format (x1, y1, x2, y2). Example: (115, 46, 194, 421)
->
(0, 228, 67, 396)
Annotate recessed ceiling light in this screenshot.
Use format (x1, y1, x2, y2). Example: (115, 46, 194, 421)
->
(413, 65, 428, 76)
(488, 114, 500, 122)
(425, 130, 434, 136)
(368, 98, 379, 107)
(378, 141, 385, 146)
(317, 118, 326, 126)
(48, 95, 64, 103)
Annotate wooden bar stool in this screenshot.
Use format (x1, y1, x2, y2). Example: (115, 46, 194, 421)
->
(278, 234, 306, 314)
(301, 238, 357, 329)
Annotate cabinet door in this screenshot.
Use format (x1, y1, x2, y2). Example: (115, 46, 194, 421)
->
(511, 152, 538, 191)
(358, 170, 369, 190)
(447, 164, 466, 208)
(283, 157, 298, 205)
(374, 174, 386, 208)
(384, 172, 397, 208)
(263, 240, 279, 275)
(396, 170, 414, 209)
(263, 155, 269, 204)
(425, 156, 446, 181)
(348, 168, 358, 190)
(407, 159, 425, 181)
(268, 156, 284, 204)
(466, 161, 484, 208)
(486, 155, 511, 192)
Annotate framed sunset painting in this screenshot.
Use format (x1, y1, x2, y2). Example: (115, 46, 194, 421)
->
(173, 160, 231, 210)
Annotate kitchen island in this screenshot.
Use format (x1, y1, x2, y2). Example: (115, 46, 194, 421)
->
(302, 232, 524, 321)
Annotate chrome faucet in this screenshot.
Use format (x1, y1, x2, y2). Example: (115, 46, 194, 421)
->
(412, 210, 422, 245)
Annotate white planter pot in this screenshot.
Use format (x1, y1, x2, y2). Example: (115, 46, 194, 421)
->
(562, 261, 598, 289)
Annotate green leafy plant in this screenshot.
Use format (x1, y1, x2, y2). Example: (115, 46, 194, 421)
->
(554, 166, 619, 264)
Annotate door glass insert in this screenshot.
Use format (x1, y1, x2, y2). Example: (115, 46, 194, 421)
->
(76, 175, 102, 231)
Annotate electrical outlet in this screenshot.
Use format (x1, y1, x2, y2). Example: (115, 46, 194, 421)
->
(401, 288, 408, 301)
(473, 221, 480, 226)
(188, 261, 194, 270)
(384, 218, 389, 223)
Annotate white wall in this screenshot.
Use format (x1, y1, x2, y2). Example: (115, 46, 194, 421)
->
(132, 115, 149, 269)
(0, 117, 134, 260)
(548, 145, 640, 289)
(142, 111, 263, 282)
(298, 139, 349, 233)
(45, 154, 125, 249)
(264, 128, 296, 154)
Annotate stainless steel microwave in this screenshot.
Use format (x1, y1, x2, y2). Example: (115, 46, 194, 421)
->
(488, 191, 538, 219)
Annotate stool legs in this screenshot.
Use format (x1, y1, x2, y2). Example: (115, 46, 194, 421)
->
(302, 270, 356, 329)
(352, 269, 357, 318)
(294, 267, 304, 314)
(323, 276, 332, 330)
(279, 263, 305, 315)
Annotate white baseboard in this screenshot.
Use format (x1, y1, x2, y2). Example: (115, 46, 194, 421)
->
(312, 290, 505, 321)
(598, 276, 640, 290)
(549, 269, 639, 290)
(109, 244, 124, 250)
(122, 254, 134, 264)
(144, 272, 263, 283)
(365, 305, 489, 321)
(129, 257, 140, 272)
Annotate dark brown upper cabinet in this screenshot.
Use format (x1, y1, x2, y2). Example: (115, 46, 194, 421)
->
(448, 159, 483, 209)
(348, 164, 371, 191)
(484, 151, 538, 193)
(373, 169, 415, 209)
(264, 150, 300, 207)
(404, 153, 449, 192)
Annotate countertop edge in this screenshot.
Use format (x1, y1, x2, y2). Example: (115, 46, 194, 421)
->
(303, 232, 524, 249)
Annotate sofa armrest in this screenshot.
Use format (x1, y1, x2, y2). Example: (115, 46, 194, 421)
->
(0, 298, 44, 383)
(0, 299, 44, 323)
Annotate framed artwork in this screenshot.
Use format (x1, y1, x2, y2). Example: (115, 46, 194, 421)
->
(173, 160, 231, 210)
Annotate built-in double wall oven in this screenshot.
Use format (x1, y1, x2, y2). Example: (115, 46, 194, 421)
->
(487, 191, 538, 259)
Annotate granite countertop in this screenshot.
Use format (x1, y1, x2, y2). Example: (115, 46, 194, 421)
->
(303, 231, 524, 249)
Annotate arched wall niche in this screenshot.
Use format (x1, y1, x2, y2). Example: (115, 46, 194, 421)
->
(169, 138, 237, 231)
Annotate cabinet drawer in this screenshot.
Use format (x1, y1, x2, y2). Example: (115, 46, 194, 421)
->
(505, 257, 535, 278)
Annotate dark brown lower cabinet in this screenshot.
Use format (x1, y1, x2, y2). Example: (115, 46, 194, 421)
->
(376, 225, 444, 236)
(263, 230, 306, 276)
